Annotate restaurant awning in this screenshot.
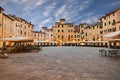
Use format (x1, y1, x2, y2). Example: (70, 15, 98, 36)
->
(104, 31, 120, 38)
(34, 41, 58, 43)
(0, 37, 33, 42)
(108, 39, 120, 42)
(87, 41, 108, 43)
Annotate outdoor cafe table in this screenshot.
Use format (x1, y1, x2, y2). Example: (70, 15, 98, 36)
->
(106, 49, 120, 56)
(0, 50, 4, 54)
(99, 48, 120, 56)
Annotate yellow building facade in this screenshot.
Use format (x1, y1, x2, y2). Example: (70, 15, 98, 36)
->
(0, 7, 4, 38)
(33, 31, 46, 46)
(98, 8, 120, 47)
(41, 27, 53, 42)
(10, 15, 34, 38)
(53, 19, 74, 46)
(0, 6, 120, 47)
(0, 7, 4, 47)
(99, 8, 120, 39)
(0, 6, 34, 48)
(3, 14, 14, 38)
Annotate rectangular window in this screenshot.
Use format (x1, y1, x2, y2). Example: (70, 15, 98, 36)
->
(97, 25, 98, 28)
(100, 31, 103, 34)
(86, 33, 87, 36)
(62, 35, 64, 40)
(68, 30, 70, 32)
(58, 35, 60, 38)
(20, 31, 22, 34)
(112, 19, 116, 25)
(58, 30, 60, 32)
(113, 13, 115, 16)
(68, 35, 70, 39)
(77, 35, 80, 38)
(93, 27, 94, 30)
(4, 18, 6, 21)
(62, 25, 63, 28)
(62, 30, 64, 32)
(104, 17, 106, 20)
(74, 35, 76, 38)
(109, 21, 110, 25)
(104, 23, 106, 26)
(24, 32, 26, 35)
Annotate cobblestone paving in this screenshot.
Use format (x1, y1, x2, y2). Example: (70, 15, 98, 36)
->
(0, 47, 120, 80)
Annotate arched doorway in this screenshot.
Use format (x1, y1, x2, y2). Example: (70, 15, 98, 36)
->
(57, 40, 62, 46)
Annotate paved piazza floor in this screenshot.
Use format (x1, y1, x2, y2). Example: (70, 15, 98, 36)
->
(0, 47, 120, 80)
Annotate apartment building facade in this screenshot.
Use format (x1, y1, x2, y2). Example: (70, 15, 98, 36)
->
(98, 8, 120, 47)
(99, 8, 120, 40)
(3, 14, 14, 38)
(0, 7, 4, 38)
(0, 6, 120, 47)
(0, 6, 34, 47)
(41, 27, 53, 42)
(33, 31, 48, 46)
(0, 7, 4, 47)
(53, 19, 74, 46)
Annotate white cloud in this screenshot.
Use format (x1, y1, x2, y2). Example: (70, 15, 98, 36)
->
(11, 0, 29, 3)
(80, 15, 101, 24)
(8, 0, 48, 11)
(79, 0, 91, 10)
(53, 0, 92, 21)
(43, 2, 57, 16)
(38, 18, 53, 28)
(55, 4, 67, 18)
(23, 0, 47, 11)
(109, 1, 120, 6)
(0, 0, 9, 6)
(35, 0, 46, 6)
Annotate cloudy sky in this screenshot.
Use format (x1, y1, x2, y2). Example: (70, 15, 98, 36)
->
(0, 0, 120, 30)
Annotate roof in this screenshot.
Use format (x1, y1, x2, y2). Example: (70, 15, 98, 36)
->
(55, 22, 61, 25)
(3, 13, 14, 21)
(65, 23, 74, 25)
(10, 15, 34, 26)
(41, 27, 47, 29)
(104, 31, 120, 38)
(99, 8, 120, 20)
(0, 6, 4, 10)
(33, 31, 46, 34)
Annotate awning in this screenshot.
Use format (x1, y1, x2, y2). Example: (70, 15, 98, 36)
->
(108, 39, 120, 42)
(104, 31, 120, 38)
(0, 37, 33, 42)
(34, 41, 58, 43)
(87, 41, 108, 43)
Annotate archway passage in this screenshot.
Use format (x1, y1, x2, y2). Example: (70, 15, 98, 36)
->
(57, 40, 62, 46)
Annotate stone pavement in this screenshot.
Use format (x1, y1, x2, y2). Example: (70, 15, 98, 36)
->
(0, 47, 120, 80)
